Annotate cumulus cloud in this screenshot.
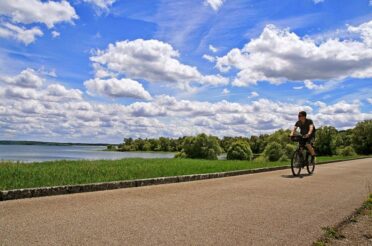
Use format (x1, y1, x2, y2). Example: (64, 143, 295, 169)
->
(1, 68, 43, 88)
(83, 0, 116, 10)
(0, 82, 371, 142)
(249, 91, 259, 98)
(205, 0, 225, 11)
(44, 84, 83, 101)
(0, 0, 78, 28)
(90, 39, 228, 90)
(203, 54, 216, 62)
(84, 77, 152, 100)
(209, 44, 218, 53)
(216, 21, 372, 87)
(222, 88, 230, 95)
(0, 22, 43, 45)
(51, 31, 60, 38)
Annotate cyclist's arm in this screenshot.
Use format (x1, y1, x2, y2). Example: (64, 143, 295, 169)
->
(307, 125, 314, 136)
(290, 126, 297, 136)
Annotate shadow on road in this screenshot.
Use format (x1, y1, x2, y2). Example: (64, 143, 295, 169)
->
(281, 174, 312, 179)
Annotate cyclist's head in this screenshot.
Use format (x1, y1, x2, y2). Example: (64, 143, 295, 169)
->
(298, 111, 307, 120)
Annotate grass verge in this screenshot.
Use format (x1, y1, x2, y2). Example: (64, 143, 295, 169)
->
(0, 156, 369, 190)
(313, 194, 372, 246)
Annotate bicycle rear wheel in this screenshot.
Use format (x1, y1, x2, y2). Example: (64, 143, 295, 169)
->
(306, 155, 315, 174)
(291, 150, 302, 176)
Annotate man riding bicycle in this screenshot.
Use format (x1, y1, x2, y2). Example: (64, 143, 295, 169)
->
(290, 111, 316, 161)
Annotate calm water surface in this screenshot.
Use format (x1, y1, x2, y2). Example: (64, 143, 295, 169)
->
(0, 145, 175, 163)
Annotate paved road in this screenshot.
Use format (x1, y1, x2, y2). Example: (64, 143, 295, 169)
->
(0, 159, 371, 246)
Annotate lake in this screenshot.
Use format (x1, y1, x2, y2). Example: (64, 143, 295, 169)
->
(0, 145, 175, 163)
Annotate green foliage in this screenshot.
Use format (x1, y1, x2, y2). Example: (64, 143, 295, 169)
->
(278, 154, 288, 162)
(284, 144, 296, 159)
(268, 129, 291, 146)
(352, 120, 372, 155)
(226, 140, 253, 160)
(249, 134, 269, 154)
(174, 151, 187, 159)
(263, 142, 284, 162)
(182, 134, 222, 160)
(314, 126, 338, 156)
(336, 146, 356, 156)
(106, 145, 116, 151)
(220, 136, 250, 152)
(115, 121, 369, 158)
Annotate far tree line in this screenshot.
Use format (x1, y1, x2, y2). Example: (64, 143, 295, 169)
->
(107, 120, 372, 161)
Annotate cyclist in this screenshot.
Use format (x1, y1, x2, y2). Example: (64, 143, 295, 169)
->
(290, 111, 316, 161)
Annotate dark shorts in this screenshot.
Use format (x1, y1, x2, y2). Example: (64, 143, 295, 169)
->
(301, 135, 315, 145)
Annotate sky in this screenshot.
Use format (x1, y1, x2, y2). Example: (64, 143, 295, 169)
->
(0, 0, 371, 143)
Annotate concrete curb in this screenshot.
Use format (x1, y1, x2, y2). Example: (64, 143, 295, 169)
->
(0, 157, 370, 201)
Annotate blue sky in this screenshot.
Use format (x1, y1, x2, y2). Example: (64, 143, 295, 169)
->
(0, 0, 371, 143)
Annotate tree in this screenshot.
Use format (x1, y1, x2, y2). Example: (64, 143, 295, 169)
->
(352, 120, 372, 155)
(314, 126, 338, 156)
(182, 133, 222, 160)
(226, 140, 253, 160)
(263, 142, 284, 162)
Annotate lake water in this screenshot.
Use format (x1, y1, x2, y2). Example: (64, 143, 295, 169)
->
(0, 145, 175, 163)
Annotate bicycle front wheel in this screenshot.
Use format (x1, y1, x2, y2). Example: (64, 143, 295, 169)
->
(291, 150, 302, 176)
(306, 155, 315, 174)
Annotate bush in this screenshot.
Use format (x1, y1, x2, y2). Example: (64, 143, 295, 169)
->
(352, 120, 372, 155)
(336, 146, 356, 156)
(284, 144, 296, 159)
(174, 151, 187, 158)
(278, 154, 288, 162)
(314, 126, 338, 156)
(182, 133, 222, 160)
(226, 141, 253, 160)
(263, 142, 284, 162)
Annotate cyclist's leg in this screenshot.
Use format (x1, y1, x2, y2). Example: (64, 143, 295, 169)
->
(305, 137, 315, 157)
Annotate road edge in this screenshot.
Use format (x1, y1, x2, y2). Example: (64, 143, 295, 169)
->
(0, 157, 370, 201)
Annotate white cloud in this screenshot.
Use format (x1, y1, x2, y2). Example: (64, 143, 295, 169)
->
(90, 39, 228, 90)
(209, 44, 218, 53)
(249, 91, 259, 98)
(1, 68, 43, 88)
(367, 98, 372, 104)
(293, 86, 303, 90)
(84, 77, 152, 100)
(0, 22, 43, 45)
(205, 0, 225, 11)
(348, 20, 372, 47)
(1, 70, 370, 142)
(216, 21, 372, 87)
(51, 31, 60, 38)
(0, 0, 78, 28)
(313, 0, 324, 4)
(202, 54, 216, 62)
(304, 80, 323, 90)
(83, 0, 116, 10)
(222, 88, 230, 95)
(44, 84, 83, 101)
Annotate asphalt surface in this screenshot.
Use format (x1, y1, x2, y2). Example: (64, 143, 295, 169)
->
(0, 158, 371, 246)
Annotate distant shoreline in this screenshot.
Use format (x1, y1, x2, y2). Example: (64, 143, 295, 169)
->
(0, 140, 110, 146)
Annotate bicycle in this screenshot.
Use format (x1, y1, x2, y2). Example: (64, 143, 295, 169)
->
(290, 135, 315, 176)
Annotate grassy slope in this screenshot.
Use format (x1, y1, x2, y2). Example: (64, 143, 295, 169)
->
(0, 156, 368, 190)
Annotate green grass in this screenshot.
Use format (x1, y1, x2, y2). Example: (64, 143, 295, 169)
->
(0, 155, 369, 190)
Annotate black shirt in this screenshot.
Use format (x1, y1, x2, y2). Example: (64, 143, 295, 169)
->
(295, 119, 315, 136)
